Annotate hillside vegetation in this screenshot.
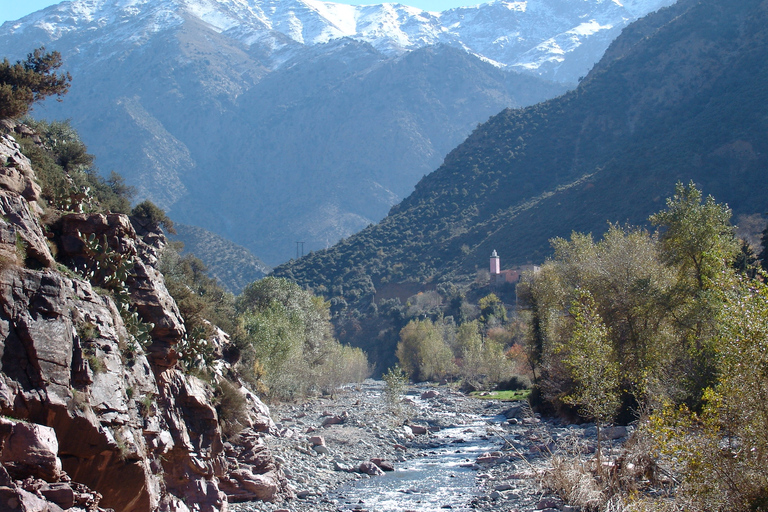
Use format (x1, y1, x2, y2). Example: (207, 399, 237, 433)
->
(274, 0, 768, 316)
(170, 223, 270, 294)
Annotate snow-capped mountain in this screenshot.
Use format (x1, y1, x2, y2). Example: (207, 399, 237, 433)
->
(0, 0, 677, 267)
(5, 0, 675, 81)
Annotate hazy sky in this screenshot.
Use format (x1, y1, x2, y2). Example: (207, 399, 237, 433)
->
(0, 0, 482, 25)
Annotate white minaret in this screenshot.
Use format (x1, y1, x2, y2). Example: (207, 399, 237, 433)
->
(490, 250, 500, 275)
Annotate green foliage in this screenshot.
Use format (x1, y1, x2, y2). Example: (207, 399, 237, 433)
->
(235, 277, 370, 400)
(471, 389, 531, 401)
(160, 242, 237, 371)
(395, 318, 456, 382)
(382, 365, 408, 417)
(649, 276, 768, 512)
(78, 232, 134, 291)
(478, 293, 506, 325)
(131, 200, 175, 234)
(650, 181, 740, 289)
(18, 119, 133, 214)
(558, 289, 620, 469)
(760, 223, 768, 271)
(0, 47, 71, 119)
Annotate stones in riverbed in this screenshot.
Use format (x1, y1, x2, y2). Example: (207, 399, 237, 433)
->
(370, 458, 395, 472)
(536, 497, 565, 509)
(358, 461, 385, 476)
(322, 412, 349, 427)
(408, 425, 429, 435)
(602, 426, 628, 440)
(308, 435, 326, 446)
(476, 451, 504, 464)
(421, 390, 440, 399)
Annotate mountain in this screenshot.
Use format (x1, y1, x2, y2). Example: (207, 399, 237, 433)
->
(170, 223, 271, 294)
(273, 0, 768, 309)
(0, 0, 674, 265)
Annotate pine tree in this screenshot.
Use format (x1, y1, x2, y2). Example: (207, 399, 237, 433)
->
(0, 47, 71, 119)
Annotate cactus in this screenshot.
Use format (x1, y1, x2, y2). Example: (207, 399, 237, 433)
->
(76, 231, 154, 349)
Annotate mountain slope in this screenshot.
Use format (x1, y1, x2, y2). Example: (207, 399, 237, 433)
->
(273, 0, 768, 306)
(170, 224, 271, 294)
(0, 0, 674, 264)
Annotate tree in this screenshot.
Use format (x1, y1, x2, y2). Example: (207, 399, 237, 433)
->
(478, 293, 506, 325)
(558, 289, 620, 472)
(760, 222, 768, 271)
(395, 319, 455, 382)
(650, 182, 740, 406)
(650, 181, 739, 289)
(0, 47, 71, 119)
(651, 276, 768, 511)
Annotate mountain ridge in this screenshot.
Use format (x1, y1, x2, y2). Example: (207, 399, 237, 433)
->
(0, 0, 675, 264)
(273, 0, 768, 308)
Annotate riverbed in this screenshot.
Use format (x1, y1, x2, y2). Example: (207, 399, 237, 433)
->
(231, 381, 599, 512)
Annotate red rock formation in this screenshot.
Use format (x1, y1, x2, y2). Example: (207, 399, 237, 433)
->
(0, 123, 289, 510)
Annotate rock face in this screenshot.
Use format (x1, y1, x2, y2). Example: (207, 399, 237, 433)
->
(0, 125, 288, 510)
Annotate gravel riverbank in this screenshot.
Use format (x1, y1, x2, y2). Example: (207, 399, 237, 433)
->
(232, 380, 628, 512)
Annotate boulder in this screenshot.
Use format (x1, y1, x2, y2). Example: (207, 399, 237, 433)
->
(358, 461, 385, 476)
(40, 483, 76, 509)
(313, 445, 331, 455)
(226, 468, 282, 502)
(0, 420, 62, 482)
(308, 435, 326, 446)
(0, 133, 43, 204)
(322, 413, 348, 427)
(420, 390, 440, 399)
(370, 458, 395, 472)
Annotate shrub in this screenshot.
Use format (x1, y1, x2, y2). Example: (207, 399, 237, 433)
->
(131, 200, 175, 234)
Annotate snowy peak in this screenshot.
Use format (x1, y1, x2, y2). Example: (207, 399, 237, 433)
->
(2, 0, 679, 82)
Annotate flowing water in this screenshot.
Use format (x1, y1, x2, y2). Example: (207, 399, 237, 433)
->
(332, 413, 507, 512)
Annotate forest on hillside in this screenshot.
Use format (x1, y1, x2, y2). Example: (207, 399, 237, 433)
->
(273, 0, 768, 352)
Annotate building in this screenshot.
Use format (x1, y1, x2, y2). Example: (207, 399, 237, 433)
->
(490, 250, 539, 288)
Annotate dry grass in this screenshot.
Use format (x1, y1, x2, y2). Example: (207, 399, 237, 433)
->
(540, 426, 678, 512)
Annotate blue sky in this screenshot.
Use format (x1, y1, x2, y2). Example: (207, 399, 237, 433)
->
(0, 0, 481, 25)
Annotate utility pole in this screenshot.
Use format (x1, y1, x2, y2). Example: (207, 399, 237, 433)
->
(295, 241, 305, 259)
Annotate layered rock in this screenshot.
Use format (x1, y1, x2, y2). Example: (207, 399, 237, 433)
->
(0, 126, 288, 510)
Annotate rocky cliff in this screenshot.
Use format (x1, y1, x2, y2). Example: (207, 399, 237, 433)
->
(0, 121, 287, 511)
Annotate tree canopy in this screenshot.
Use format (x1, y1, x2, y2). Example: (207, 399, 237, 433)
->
(0, 47, 71, 119)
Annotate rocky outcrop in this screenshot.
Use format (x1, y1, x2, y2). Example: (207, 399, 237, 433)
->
(0, 128, 288, 510)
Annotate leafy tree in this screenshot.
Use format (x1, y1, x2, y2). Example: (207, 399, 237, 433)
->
(650, 181, 739, 289)
(0, 47, 71, 119)
(650, 182, 740, 406)
(395, 318, 455, 382)
(558, 289, 620, 472)
(733, 239, 759, 278)
(478, 293, 506, 325)
(382, 365, 408, 418)
(651, 275, 768, 512)
(236, 277, 368, 399)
